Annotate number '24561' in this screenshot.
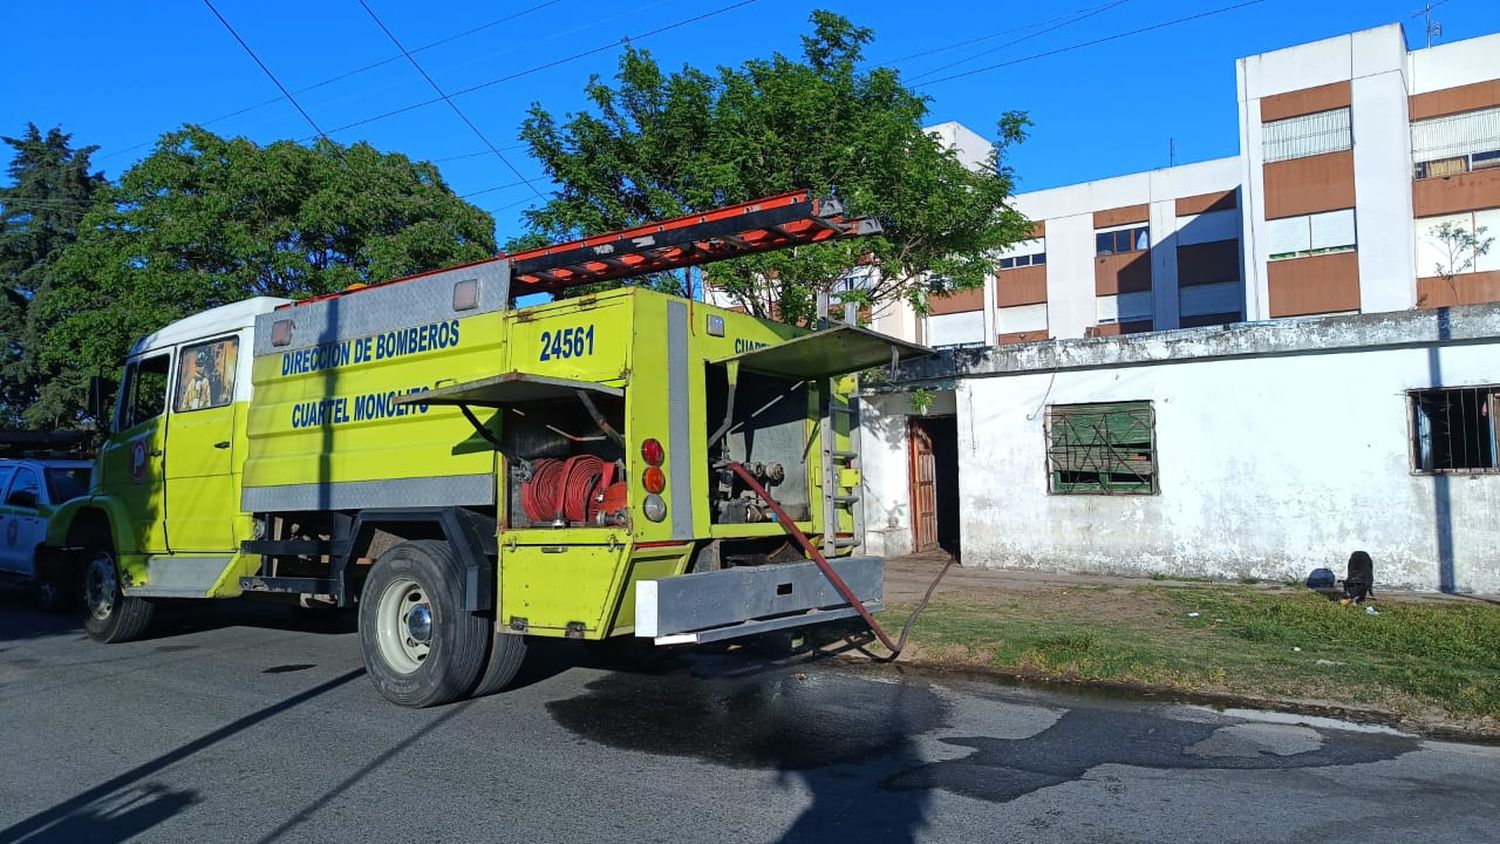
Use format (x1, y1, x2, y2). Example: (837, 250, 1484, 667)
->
(538, 325, 595, 361)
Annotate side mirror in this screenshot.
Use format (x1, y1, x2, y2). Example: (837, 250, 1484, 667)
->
(89, 374, 116, 430)
(6, 489, 37, 509)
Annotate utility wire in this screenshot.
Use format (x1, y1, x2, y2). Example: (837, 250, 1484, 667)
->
(99, 0, 565, 161)
(199, 0, 337, 148)
(313, 0, 757, 139)
(904, 0, 1128, 82)
(880, 2, 1120, 65)
(915, 0, 1265, 87)
(356, 0, 544, 199)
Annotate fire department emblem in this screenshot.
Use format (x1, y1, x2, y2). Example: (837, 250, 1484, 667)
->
(130, 439, 149, 484)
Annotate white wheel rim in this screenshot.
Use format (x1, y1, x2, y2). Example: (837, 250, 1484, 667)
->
(84, 555, 117, 621)
(375, 576, 432, 674)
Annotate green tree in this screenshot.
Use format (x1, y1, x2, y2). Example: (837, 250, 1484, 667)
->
(0, 124, 106, 427)
(517, 10, 1030, 323)
(33, 125, 496, 427)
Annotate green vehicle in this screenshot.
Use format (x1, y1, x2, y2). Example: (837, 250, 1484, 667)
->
(41, 192, 926, 706)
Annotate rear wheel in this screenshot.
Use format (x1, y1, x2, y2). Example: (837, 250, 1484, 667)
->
(82, 551, 154, 643)
(358, 540, 488, 707)
(471, 626, 527, 697)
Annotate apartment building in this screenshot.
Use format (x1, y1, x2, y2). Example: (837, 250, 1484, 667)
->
(896, 22, 1500, 348)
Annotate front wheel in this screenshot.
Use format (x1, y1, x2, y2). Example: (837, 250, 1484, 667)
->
(82, 551, 154, 643)
(358, 540, 489, 707)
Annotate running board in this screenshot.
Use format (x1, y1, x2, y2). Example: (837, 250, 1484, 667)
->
(635, 556, 884, 645)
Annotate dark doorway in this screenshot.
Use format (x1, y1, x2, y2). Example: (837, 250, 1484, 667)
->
(908, 415, 960, 553)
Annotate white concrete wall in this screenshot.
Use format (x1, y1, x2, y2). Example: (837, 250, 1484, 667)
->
(926, 121, 993, 173)
(934, 342, 1500, 593)
(1351, 26, 1418, 312)
(1408, 32, 1500, 94)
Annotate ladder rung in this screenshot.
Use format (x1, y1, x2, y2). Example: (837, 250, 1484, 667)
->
(830, 494, 860, 504)
(829, 450, 858, 461)
(829, 404, 856, 415)
(832, 538, 859, 548)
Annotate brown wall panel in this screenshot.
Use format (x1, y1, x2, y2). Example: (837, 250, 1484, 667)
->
(996, 265, 1047, 306)
(1416, 271, 1500, 308)
(1175, 189, 1238, 216)
(1412, 168, 1500, 217)
(1267, 251, 1361, 317)
(1259, 81, 1351, 122)
(997, 330, 1049, 345)
(1180, 312, 1241, 328)
(1027, 221, 1046, 238)
(1094, 252, 1152, 295)
(1093, 204, 1149, 228)
(1090, 320, 1154, 337)
(927, 285, 984, 315)
(1176, 240, 1241, 288)
(1410, 80, 1500, 121)
(1263, 150, 1356, 219)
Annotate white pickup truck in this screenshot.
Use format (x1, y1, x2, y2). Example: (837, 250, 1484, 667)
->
(0, 458, 92, 609)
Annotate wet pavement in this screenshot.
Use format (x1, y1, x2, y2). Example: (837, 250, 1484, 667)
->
(2, 589, 1497, 843)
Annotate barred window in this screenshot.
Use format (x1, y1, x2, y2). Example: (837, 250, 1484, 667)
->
(1045, 401, 1157, 494)
(1263, 107, 1352, 163)
(1410, 387, 1499, 473)
(1411, 106, 1500, 178)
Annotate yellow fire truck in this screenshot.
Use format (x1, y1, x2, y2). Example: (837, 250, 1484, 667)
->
(41, 192, 928, 706)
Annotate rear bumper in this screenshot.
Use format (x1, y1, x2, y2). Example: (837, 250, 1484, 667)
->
(635, 556, 883, 645)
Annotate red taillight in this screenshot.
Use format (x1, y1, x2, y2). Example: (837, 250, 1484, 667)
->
(641, 438, 664, 466)
(642, 466, 666, 494)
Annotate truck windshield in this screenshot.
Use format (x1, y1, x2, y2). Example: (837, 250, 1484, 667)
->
(45, 467, 91, 504)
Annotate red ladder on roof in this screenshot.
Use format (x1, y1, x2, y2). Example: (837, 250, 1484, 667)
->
(506, 190, 881, 293)
(287, 191, 879, 308)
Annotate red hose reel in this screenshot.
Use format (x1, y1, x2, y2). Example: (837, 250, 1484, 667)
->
(520, 455, 626, 525)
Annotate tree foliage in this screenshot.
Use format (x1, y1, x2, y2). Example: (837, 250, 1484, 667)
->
(0, 124, 106, 427)
(28, 126, 496, 427)
(518, 10, 1030, 323)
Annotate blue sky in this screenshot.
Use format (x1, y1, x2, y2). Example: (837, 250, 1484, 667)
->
(3, 0, 1492, 243)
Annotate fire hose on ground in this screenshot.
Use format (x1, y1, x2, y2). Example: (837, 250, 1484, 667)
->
(724, 462, 953, 661)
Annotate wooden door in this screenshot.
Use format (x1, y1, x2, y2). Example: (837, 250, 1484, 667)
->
(909, 419, 938, 552)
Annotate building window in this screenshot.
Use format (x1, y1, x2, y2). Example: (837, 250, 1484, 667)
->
(1096, 226, 1149, 256)
(1411, 106, 1500, 179)
(1263, 107, 1352, 163)
(1045, 401, 1158, 494)
(1267, 208, 1356, 260)
(1410, 387, 1499, 473)
(999, 251, 1046, 269)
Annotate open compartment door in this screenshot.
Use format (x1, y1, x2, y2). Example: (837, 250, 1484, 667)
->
(397, 371, 624, 408)
(711, 325, 931, 379)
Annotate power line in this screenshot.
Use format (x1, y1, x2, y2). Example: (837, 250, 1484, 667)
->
(312, 0, 757, 139)
(900, 1, 1128, 82)
(199, 0, 337, 148)
(356, 0, 544, 200)
(915, 0, 1265, 87)
(99, 0, 566, 162)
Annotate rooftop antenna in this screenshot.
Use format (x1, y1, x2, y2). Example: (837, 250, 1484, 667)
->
(1420, 2, 1443, 48)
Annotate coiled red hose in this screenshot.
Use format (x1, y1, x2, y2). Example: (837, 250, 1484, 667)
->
(521, 455, 606, 524)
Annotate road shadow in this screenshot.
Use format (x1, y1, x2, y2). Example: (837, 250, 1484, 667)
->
(0, 669, 365, 844)
(0, 588, 79, 644)
(546, 655, 1425, 840)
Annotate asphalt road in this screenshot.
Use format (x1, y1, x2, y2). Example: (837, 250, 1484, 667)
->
(2, 589, 1498, 844)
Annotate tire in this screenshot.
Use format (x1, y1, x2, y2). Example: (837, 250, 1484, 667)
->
(470, 626, 527, 697)
(82, 550, 155, 643)
(358, 540, 488, 707)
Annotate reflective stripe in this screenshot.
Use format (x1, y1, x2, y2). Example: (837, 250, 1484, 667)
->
(666, 301, 694, 539)
(252, 261, 510, 357)
(242, 474, 495, 513)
